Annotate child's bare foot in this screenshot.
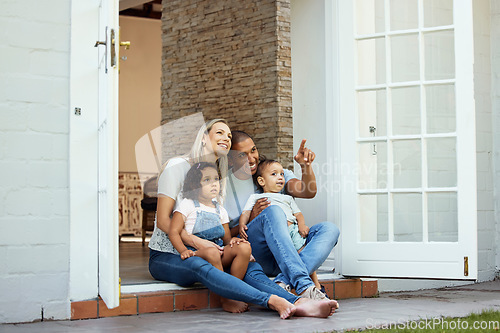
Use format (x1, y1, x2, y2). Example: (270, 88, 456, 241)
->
(268, 295, 296, 319)
(294, 298, 339, 318)
(221, 298, 249, 313)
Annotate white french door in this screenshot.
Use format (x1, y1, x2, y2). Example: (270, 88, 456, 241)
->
(97, 0, 120, 308)
(339, 0, 477, 279)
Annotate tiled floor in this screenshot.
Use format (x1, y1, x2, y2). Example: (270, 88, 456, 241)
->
(119, 238, 158, 285)
(71, 278, 377, 320)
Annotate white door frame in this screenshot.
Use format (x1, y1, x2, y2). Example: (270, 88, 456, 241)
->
(69, 0, 120, 306)
(69, 0, 100, 302)
(290, 0, 343, 269)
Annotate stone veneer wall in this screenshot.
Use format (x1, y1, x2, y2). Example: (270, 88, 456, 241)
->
(161, 0, 293, 168)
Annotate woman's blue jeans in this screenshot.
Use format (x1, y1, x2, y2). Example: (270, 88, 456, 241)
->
(149, 249, 300, 307)
(246, 205, 340, 295)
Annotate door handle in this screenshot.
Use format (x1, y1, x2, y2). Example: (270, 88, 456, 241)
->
(119, 41, 131, 49)
(110, 29, 131, 68)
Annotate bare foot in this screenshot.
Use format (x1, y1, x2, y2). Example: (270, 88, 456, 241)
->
(294, 298, 339, 318)
(221, 298, 249, 313)
(268, 295, 296, 319)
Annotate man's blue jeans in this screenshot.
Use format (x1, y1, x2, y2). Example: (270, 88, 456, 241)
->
(246, 205, 340, 295)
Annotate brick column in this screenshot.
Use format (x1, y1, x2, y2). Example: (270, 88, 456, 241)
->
(161, 0, 293, 168)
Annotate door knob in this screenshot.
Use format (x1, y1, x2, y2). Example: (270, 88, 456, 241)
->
(120, 41, 131, 49)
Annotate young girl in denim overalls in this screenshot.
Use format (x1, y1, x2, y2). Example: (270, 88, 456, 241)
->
(169, 162, 253, 283)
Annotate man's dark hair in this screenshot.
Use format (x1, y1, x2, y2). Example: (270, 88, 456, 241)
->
(182, 162, 219, 200)
(230, 130, 253, 146)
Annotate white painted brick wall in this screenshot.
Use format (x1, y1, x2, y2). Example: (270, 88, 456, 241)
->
(0, 0, 71, 323)
(474, 0, 496, 282)
(491, 0, 500, 276)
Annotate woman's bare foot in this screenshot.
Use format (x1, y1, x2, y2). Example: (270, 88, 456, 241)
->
(294, 298, 339, 318)
(221, 298, 249, 313)
(268, 295, 296, 319)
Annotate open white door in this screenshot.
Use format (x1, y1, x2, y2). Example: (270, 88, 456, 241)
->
(339, 0, 477, 279)
(97, 0, 120, 308)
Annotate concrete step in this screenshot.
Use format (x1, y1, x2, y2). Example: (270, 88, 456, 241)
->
(70, 276, 378, 320)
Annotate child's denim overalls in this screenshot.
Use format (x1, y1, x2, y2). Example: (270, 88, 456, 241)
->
(190, 200, 225, 248)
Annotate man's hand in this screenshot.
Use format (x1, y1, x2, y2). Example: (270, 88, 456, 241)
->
(249, 197, 270, 222)
(294, 139, 316, 167)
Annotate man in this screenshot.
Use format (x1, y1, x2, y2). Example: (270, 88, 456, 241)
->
(225, 130, 340, 300)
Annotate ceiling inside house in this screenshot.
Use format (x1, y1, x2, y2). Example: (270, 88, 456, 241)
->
(120, 0, 162, 19)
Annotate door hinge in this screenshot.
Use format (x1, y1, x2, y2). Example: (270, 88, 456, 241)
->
(464, 256, 469, 276)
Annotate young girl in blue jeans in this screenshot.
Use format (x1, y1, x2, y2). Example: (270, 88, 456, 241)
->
(169, 162, 253, 288)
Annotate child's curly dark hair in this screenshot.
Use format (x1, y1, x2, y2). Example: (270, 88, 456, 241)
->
(253, 158, 279, 191)
(183, 162, 220, 200)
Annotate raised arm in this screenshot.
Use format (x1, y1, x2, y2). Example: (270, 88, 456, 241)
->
(286, 139, 317, 198)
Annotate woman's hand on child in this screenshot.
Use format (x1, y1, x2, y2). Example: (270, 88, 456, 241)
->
(239, 224, 249, 240)
(229, 237, 249, 247)
(298, 224, 310, 238)
(180, 249, 196, 260)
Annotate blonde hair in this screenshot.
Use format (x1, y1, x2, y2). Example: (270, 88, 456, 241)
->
(159, 118, 230, 203)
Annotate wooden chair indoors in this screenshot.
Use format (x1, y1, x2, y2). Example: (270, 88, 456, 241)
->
(140, 175, 158, 246)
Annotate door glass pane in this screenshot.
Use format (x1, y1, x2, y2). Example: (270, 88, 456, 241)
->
(358, 90, 387, 137)
(358, 38, 386, 85)
(393, 140, 421, 188)
(424, 30, 455, 80)
(390, 0, 418, 31)
(393, 193, 422, 241)
(359, 142, 388, 189)
(391, 34, 419, 82)
(428, 192, 458, 242)
(392, 86, 420, 135)
(426, 84, 455, 133)
(356, 0, 385, 35)
(423, 0, 453, 28)
(359, 194, 389, 242)
(427, 137, 457, 187)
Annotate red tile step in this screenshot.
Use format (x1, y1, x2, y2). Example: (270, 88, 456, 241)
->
(71, 278, 377, 320)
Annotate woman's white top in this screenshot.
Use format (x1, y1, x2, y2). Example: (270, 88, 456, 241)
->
(148, 157, 191, 253)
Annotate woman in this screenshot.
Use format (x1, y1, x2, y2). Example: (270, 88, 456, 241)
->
(148, 119, 337, 319)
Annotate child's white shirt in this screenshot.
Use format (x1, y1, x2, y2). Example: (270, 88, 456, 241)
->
(174, 198, 230, 234)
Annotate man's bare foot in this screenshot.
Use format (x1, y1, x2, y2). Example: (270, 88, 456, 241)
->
(294, 298, 339, 318)
(268, 295, 296, 319)
(221, 298, 249, 313)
